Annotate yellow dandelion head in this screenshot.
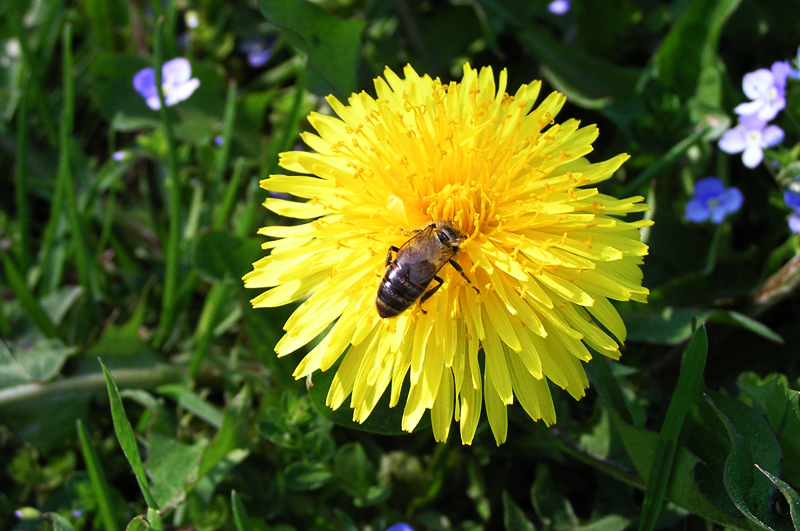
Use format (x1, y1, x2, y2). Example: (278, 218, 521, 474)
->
(244, 64, 651, 445)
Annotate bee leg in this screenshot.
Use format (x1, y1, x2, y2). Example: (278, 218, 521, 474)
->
(448, 259, 480, 294)
(385, 246, 399, 267)
(418, 275, 444, 314)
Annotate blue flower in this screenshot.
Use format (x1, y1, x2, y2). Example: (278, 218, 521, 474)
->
(784, 188, 800, 232)
(685, 177, 743, 224)
(547, 0, 570, 14)
(734, 61, 791, 121)
(386, 524, 413, 531)
(133, 57, 200, 110)
(718, 113, 784, 168)
(240, 39, 275, 68)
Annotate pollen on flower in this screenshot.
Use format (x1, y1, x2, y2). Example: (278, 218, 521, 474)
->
(245, 63, 651, 446)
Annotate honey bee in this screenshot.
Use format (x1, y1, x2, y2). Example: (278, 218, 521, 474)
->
(376, 220, 478, 318)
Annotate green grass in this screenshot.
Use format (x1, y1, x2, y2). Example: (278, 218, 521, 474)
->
(2, 1, 800, 531)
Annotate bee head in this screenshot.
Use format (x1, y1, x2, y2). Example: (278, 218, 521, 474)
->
(434, 220, 465, 249)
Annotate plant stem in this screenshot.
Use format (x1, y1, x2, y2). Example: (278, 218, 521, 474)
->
(153, 17, 183, 348)
(0, 366, 183, 407)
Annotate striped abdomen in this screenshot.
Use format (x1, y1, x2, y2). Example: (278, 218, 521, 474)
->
(376, 263, 429, 318)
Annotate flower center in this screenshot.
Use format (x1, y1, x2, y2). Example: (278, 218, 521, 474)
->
(426, 182, 497, 240)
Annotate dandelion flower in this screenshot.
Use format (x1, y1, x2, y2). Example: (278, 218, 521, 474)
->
(244, 64, 651, 445)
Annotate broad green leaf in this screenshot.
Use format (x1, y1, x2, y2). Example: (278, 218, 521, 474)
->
(577, 515, 631, 531)
(77, 419, 120, 531)
(517, 27, 642, 130)
(40, 285, 84, 325)
(756, 466, 800, 529)
(639, 326, 707, 531)
(231, 491, 253, 531)
(333, 442, 374, 497)
(307, 355, 431, 435)
(652, 0, 742, 98)
(87, 291, 160, 366)
(156, 384, 223, 428)
(46, 512, 76, 531)
(625, 308, 781, 345)
(99, 358, 159, 509)
(0, 390, 90, 453)
(738, 373, 800, 486)
(585, 356, 634, 426)
(530, 465, 579, 531)
(613, 418, 745, 527)
(192, 230, 263, 283)
(283, 461, 332, 491)
(706, 393, 790, 531)
(13, 338, 76, 381)
(502, 490, 535, 531)
(258, 0, 365, 98)
(197, 385, 251, 478)
(145, 432, 204, 509)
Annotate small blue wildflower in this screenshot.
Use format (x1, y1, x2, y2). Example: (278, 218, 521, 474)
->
(112, 150, 127, 161)
(214, 135, 224, 146)
(685, 177, 743, 224)
(386, 524, 414, 531)
(185, 10, 199, 29)
(547, 0, 570, 14)
(783, 188, 800, 233)
(734, 61, 791, 121)
(240, 39, 274, 68)
(718, 113, 783, 168)
(133, 58, 200, 111)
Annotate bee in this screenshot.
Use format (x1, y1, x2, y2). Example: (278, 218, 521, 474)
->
(376, 220, 478, 318)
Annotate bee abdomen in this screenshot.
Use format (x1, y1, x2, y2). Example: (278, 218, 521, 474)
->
(376, 264, 426, 318)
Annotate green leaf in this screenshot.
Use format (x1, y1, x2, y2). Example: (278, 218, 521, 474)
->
(624, 308, 781, 345)
(197, 385, 251, 478)
(530, 465, 578, 531)
(99, 358, 159, 509)
(12, 338, 76, 382)
(145, 432, 204, 509)
(258, 0, 365, 98)
(639, 326, 707, 531)
(584, 356, 634, 426)
(307, 355, 431, 435)
(756, 466, 800, 530)
(738, 373, 800, 486)
(156, 384, 223, 428)
(231, 491, 253, 531)
(192, 230, 264, 283)
(46, 512, 76, 531)
(283, 461, 332, 491)
(706, 393, 790, 531)
(333, 442, 374, 496)
(651, 0, 742, 98)
(77, 419, 119, 531)
(577, 515, 631, 531)
(707, 311, 783, 344)
(613, 419, 745, 527)
(517, 27, 642, 130)
(502, 490, 536, 531)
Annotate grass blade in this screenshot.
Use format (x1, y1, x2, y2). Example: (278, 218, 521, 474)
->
(77, 419, 120, 531)
(61, 24, 97, 308)
(153, 17, 184, 348)
(99, 357, 160, 510)
(14, 79, 31, 272)
(2, 252, 59, 338)
(231, 490, 253, 531)
(6, 8, 58, 145)
(638, 325, 708, 531)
